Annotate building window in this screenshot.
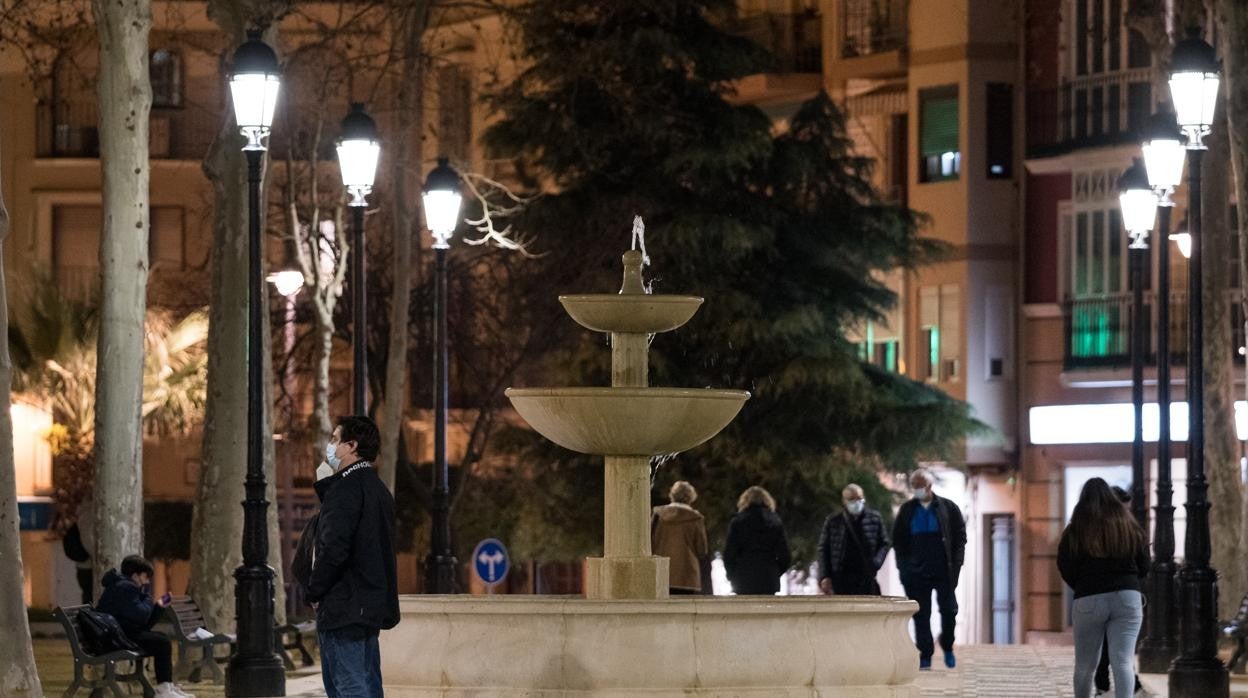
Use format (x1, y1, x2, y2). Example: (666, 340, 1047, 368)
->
(986, 83, 1013, 179)
(919, 285, 960, 382)
(149, 49, 182, 108)
(855, 321, 900, 373)
(919, 86, 959, 182)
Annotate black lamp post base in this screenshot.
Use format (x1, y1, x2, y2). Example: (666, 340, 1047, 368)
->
(424, 553, 459, 594)
(225, 656, 286, 697)
(1138, 560, 1179, 672)
(1169, 657, 1228, 698)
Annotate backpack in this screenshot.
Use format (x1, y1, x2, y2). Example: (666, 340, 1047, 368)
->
(292, 513, 319, 592)
(77, 607, 140, 655)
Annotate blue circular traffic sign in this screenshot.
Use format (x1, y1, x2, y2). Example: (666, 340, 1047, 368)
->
(472, 538, 510, 586)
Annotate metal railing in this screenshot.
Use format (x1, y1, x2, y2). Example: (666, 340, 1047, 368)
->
(1026, 68, 1155, 158)
(1062, 291, 1246, 369)
(840, 0, 907, 59)
(37, 97, 221, 160)
(728, 11, 823, 73)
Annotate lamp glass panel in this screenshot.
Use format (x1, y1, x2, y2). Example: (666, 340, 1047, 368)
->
(1118, 189, 1157, 234)
(229, 74, 281, 129)
(1141, 138, 1185, 190)
(422, 190, 463, 236)
(337, 139, 380, 189)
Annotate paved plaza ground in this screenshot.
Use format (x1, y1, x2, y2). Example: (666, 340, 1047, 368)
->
(28, 636, 1248, 697)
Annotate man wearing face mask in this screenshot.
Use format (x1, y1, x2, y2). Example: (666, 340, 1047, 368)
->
(892, 468, 966, 671)
(817, 483, 890, 596)
(304, 416, 399, 697)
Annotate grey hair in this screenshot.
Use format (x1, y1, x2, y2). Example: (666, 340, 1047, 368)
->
(669, 480, 697, 504)
(737, 486, 777, 512)
(909, 468, 934, 486)
(842, 483, 864, 499)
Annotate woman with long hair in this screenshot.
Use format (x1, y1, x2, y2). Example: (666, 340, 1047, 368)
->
(1057, 478, 1150, 698)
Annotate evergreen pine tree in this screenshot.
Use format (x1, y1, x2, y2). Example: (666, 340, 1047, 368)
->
(484, 0, 982, 562)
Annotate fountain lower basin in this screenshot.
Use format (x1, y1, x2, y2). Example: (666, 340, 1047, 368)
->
(505, 387, 749, 456)
(381, 594, 920, 697)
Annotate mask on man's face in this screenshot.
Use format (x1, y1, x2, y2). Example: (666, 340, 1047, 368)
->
(846, 500, 865, 516)
(912, 487, 928, 501)
(325, 442, 342, 468)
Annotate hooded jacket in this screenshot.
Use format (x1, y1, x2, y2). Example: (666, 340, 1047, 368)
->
(651, 503, 708, 591)
(305, 460, 400, 634)
(95, 568, 162, 638)
(723, 504, 792, 595)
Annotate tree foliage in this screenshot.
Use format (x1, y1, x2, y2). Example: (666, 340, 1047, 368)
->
(481, 0, 981, 564)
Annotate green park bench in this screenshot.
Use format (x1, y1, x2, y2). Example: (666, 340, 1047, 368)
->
(54, 605, 155, 698)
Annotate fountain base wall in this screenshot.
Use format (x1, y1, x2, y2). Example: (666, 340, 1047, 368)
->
(381, 595, 920, 697)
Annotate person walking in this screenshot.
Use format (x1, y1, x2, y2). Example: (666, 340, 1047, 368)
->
(95, 555, 188, 697)
(818, 483, 890, 595)
(305, 416, 400, 698)
(1058, 478, 1149, 698)
(893, 468, 966, 670)
(723, 486, 792, 595)
(1092, 486, 1145, 697)
(652, 480, 709, 595)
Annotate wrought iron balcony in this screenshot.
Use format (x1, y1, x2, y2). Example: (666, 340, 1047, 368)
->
(38, 97, 219, 160)
(840, 0, 907, 59)
(1026, 68, 1155, 159)
(1062, 291, 1245, 370)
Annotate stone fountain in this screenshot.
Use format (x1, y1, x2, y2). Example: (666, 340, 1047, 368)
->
(381, 248, 921, 696)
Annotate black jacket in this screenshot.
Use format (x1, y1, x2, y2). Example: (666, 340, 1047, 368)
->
(817, 508, 891, 581)
(305, 461, 400, 633)
(1057, 529, 1150, 599)
(96, 569, 162, 638)
(723, 505, 792, 595)
(892, 494, 966, 584)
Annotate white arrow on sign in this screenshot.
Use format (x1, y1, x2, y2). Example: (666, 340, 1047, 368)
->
(478, 550, 505, 580)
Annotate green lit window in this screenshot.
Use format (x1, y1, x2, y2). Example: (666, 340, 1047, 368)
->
(919, 86, 959, 182)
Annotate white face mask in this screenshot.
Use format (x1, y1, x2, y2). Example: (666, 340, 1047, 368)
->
(912, 487, 928, 501)
(325, 442, 342, 468)
(316, 462, 335, 481)
(846, 500, 865, 516)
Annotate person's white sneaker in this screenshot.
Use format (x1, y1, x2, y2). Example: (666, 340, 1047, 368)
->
(155, 682, 194, 698)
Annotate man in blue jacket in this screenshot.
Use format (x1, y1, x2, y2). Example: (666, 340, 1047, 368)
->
(305, 416, 399, 697)
(96, 555, 188, 697)
(892, 469, 966, 671)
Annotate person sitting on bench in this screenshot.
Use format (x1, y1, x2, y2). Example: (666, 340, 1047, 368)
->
(97, 554, 190, 698)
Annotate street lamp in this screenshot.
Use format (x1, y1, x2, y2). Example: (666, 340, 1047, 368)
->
(337, 102, 381, 415)
(1117, 158, 1153, 530)
(226, 28, 285, 698)
(421, 157, 463, 594)
(266, 264, 303, 613)
(1137, 110, 1184, 673)
(1167, 27, 1228, 698)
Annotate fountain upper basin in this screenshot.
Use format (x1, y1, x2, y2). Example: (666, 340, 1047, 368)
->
(505, 387, 749, 456)
(559, 294, 704, 334)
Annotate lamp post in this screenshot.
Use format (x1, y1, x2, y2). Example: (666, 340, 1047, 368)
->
(226, 28, 285, 697)
(421, 158, 463, 594)
(337, 103, 381, 415)
(1137, 108, 1185, 673)
(1167, 28, 1228, 698)
(1117, 158, 1155, 530)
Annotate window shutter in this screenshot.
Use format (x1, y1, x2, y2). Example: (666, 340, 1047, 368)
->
(920, 96, 959, 156)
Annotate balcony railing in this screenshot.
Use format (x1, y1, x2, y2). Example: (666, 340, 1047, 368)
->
(1063, 291, 1246, 370)
(729, 11, 823, 73)
(840, 0, 907, 59)
(1026, 68, 1155, 158)
(38, 98, 220, 160)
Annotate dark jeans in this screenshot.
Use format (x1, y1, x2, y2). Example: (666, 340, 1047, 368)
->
(1095, 637, 1142, 694)
(903, 575, 957, 658)
(320, 627, 382, 698)
(131, 630, 172, 684)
